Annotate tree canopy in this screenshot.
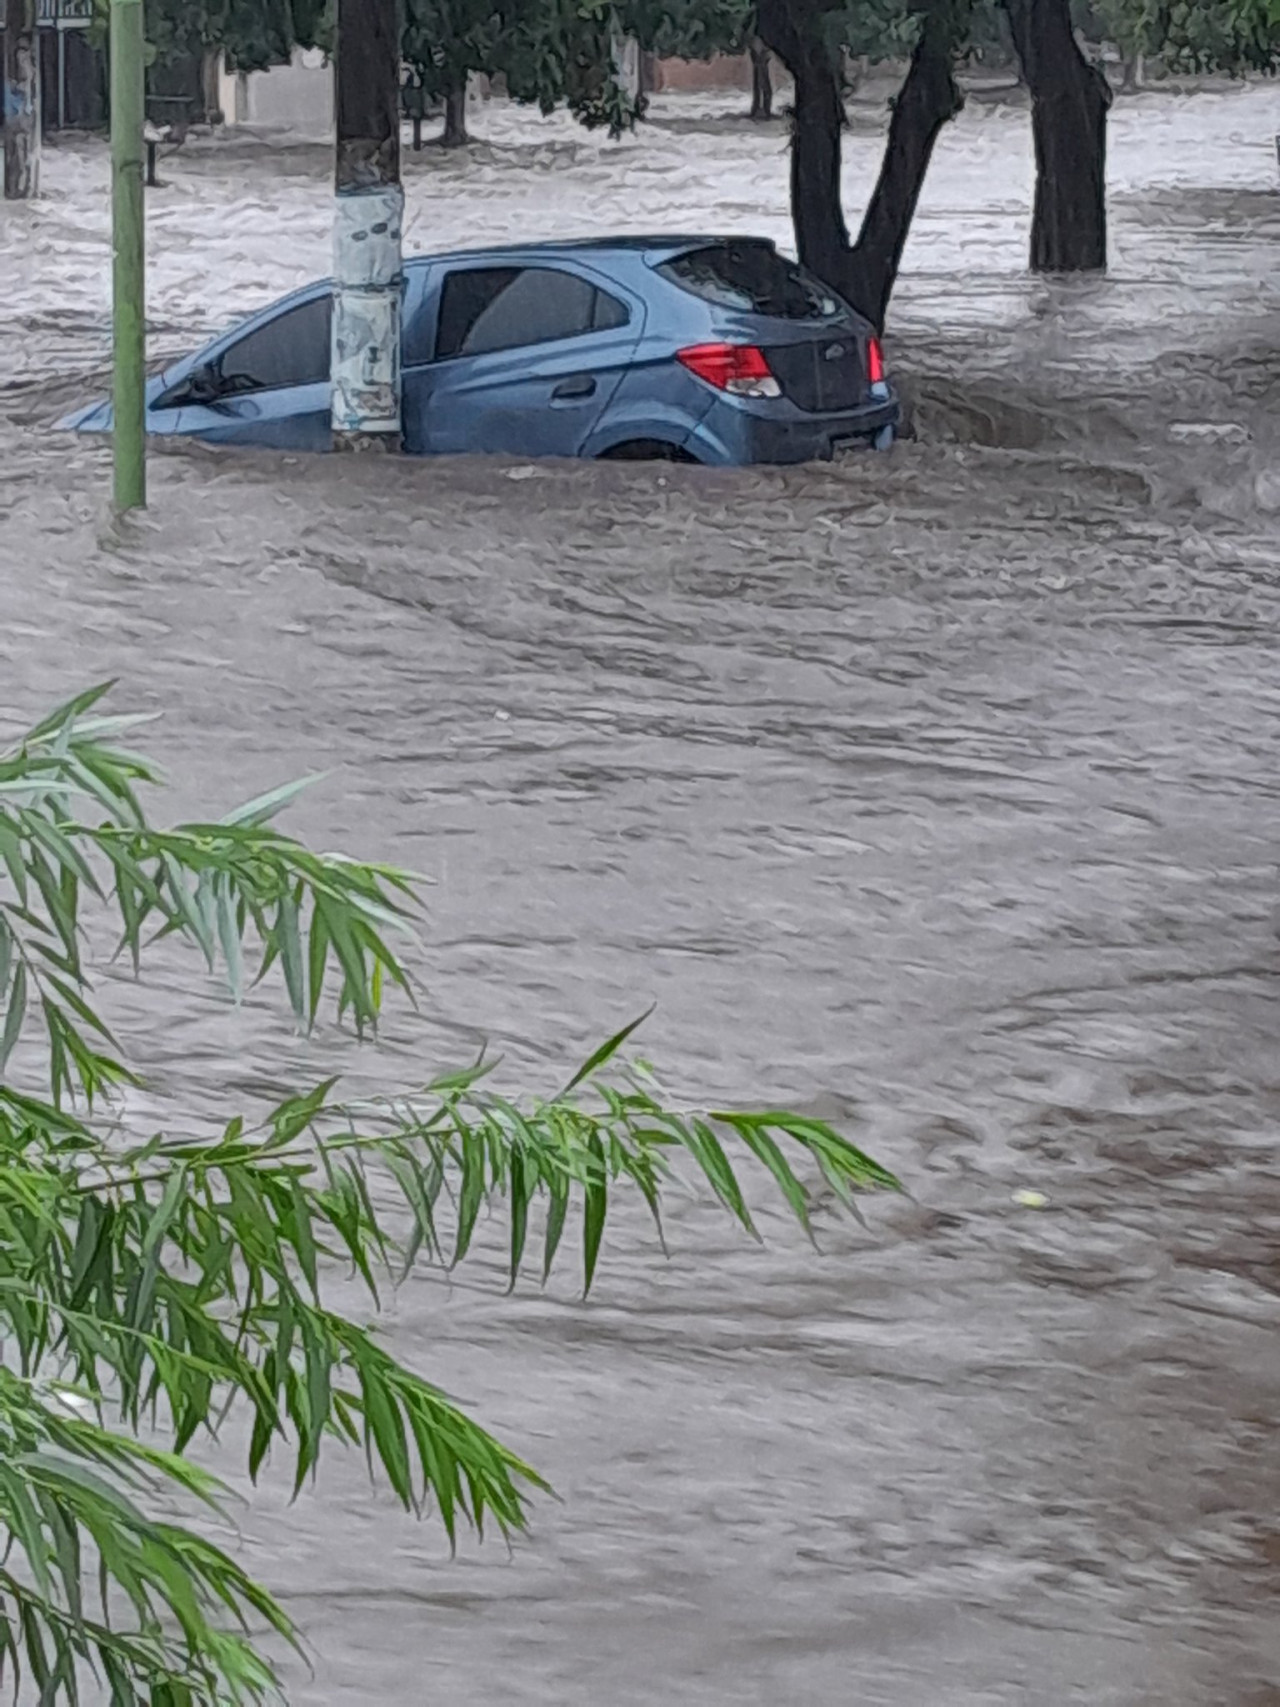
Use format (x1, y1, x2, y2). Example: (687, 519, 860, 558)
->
(129, 0, 1278, 320)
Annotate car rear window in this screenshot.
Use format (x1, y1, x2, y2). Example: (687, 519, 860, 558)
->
(433, 266, 629, 360)
(657, 242, 845, 321)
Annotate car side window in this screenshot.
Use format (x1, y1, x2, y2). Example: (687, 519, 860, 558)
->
(402, 275, 439, 368)
(434, 267, 628, 360)
(593, 289, 629, 332)
(217, 293, 332, 395)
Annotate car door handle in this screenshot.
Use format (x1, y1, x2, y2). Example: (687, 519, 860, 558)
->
(551, 375, 596, 401)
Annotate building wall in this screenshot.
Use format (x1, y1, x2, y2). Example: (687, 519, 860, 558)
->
(217, 46, 333, 135)
(650, 52, 759, 94)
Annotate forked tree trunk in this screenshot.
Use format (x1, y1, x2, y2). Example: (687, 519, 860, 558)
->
(749, 37, 773, 121)
(442, 80, 468, 148)
(841, 2, 969, 330)
(1004, 0, 1111, 271)
(758, 0, 969, 329)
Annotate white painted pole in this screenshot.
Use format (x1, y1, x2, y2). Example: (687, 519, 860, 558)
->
(331, 183, 404, 444)
(332, 0, 403, 451)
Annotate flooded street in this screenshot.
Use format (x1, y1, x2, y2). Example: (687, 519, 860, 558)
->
(3, 79, 1280, 1704)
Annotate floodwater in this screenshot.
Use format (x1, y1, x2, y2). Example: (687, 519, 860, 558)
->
(2, 79, 1280, 1706)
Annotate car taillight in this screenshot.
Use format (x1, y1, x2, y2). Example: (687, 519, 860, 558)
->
(677, 343, 782, 399)
(867, 335, 890, 398)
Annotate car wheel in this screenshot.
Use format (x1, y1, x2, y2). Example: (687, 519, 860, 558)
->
(598, 440, 698, 464)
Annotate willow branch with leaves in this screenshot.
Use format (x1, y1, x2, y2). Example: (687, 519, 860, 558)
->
(0, 685, 898, 1704)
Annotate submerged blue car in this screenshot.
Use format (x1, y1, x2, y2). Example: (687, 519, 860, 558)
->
(61, 235, 898, 466)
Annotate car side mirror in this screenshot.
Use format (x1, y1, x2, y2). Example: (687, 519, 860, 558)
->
(165, 361, 222, 407)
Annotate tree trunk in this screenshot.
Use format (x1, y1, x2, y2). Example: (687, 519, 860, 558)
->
(199, 48, 222, 125)
(1004, 0, 1111, 271)
(1119, 50, 1143, 93)
(841, 1, 969, 330)
(612, 32, 641, 103)
(749, 37, 773, 121)
(442, 81, 468, 148)
(758, 0, 849, 283)
(333, 0, 403, 450)
(3, 0, 41, 201)
(760, 0, 969, 330)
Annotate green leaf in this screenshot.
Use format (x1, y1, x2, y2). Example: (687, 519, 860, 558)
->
(215, 879, 244, 1005)
(557, 1006, 654, 1098)
(1, 960, 28, 1071)
(582, 1133, 607, 1293)
(220, 776, 321, 829)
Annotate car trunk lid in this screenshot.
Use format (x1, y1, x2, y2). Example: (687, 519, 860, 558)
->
(760, 331, 872, 414)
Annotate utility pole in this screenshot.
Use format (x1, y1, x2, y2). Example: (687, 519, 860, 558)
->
(332, 0, 403, 451)
(111, 0, 146, 510)
(3, 0, 40, 200)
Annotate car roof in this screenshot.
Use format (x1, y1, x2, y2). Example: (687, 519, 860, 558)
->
(404, 234, 774, 266)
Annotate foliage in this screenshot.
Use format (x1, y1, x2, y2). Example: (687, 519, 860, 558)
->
(401, 0, 501, 105)
(1073, 0, 1280, 72)
(397, 0, 649, 138)
(101, 0, 333, 76)
(617, 0, 951, 69)
(1144, 0, 1280, 72)
(620, 0, 755, 59)
(0, 686, 898, 1703)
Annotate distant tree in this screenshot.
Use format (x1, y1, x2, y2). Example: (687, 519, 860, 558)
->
(139, 0, 330, 76)
(1078, 0, 1155, 88)
(1116, 0, 1279, 73)
(623, 0, 752, 59)
(397, 0, 648, 146)
(401, 0, 499, 145)
(133, 0, 645, 143)
(502, 0, 647, 134)
(1003, 0, 1112, 271)
(963, 0, 1018, 69)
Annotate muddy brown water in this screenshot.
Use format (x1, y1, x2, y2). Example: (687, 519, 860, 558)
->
(2, 82, 1279, 1705)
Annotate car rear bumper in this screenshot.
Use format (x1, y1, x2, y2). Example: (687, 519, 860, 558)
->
(687, 392, 901, 467)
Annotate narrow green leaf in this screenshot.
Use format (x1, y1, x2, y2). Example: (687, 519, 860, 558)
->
(276, 892, 304, 1019)
(220, 777, 321, 829)
(582, 1134, 607, 1293)
(557, 1007, 654, 1099)
(1, 961, 28, 1071)
(306, 903, 329, 1024)
(215, 879, 244, 1005)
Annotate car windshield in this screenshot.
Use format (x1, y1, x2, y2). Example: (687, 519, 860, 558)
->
(657, 242, 847, 321)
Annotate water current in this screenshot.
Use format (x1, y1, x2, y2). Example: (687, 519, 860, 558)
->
(1, 77, 1279, 1705)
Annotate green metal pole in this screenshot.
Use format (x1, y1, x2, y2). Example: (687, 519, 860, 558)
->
(110, 0, 146, 512)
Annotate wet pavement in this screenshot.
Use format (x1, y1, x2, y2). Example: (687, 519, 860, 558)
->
(2, 79, 1279, 1706)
